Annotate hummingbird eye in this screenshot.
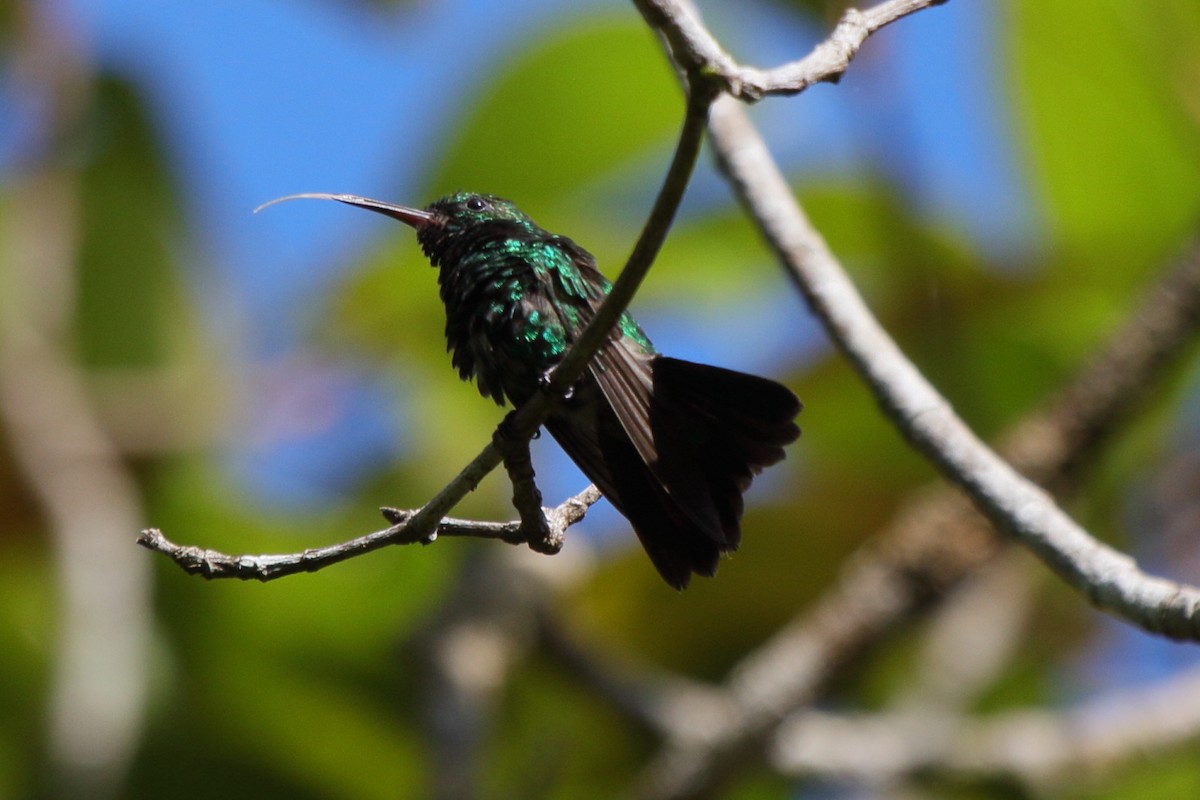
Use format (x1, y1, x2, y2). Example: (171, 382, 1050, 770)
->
(466, 196, 488, 212)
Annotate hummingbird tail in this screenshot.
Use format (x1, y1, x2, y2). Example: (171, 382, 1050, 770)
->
(647, 356, 801, 551)
(548, 356, 801, 589)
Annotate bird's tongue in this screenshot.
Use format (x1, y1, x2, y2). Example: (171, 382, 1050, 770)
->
(255, 193, 434, 228)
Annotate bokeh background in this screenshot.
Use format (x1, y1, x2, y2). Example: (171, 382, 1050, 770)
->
(3, 0, 1200, 797)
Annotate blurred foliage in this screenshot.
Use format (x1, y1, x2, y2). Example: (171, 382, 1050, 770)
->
(75, 77, 190, 370)
(2, 0, 1200, 798)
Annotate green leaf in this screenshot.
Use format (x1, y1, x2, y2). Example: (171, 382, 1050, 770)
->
(1011, 1, 1200, 262)
(428, 17, 680, 211)
(75, 76, 196, 370)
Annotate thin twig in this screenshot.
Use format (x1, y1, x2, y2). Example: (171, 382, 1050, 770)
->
(633, 0, 949, 100)
(137, 485, 602, 582)
(540, 85, 714, 398)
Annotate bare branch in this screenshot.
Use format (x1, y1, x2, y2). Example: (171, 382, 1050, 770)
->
(893, 552, 1036, 712)
(633, 0, 949, 101)
(625, 0, 1200, 794)
(539, 87, 713, 399)
(637, 0, 1200, 641)
(630, 230, 1200, 798)
(137, 485, 601, 582)
(771, 665, 1200, 786)
(707, 87, 1200, 639)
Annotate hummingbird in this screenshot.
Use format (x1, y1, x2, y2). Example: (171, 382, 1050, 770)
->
(261, 191, 801, 588)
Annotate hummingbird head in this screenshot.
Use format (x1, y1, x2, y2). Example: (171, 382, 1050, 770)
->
(426, 192, 533, 229)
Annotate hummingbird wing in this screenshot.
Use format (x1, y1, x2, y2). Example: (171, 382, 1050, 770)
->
(589, 339, 800, 546)
(545, 397, 725, 588)
(544, 238, 801, 587)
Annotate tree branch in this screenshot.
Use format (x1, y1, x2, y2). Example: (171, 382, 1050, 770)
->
(137, 485, 601, 581)
(630, 230, 1200, 798)
(626, 0, 1200, 794)
(771, 665, 1200, 786)
(632, 0, 949, 101)
(706, 87, 1200, 640)
(637, 0, 1200, 642)
(637, 0, 1200, 639)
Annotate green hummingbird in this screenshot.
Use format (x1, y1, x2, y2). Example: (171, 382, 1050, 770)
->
(263, 191, 801, 588)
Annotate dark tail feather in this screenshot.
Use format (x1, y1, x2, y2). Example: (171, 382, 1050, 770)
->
(547, 407, 721, 589)
(596, 423, 723, 588)
(647, 357, 802, 551)
(547, 357, 801, 589)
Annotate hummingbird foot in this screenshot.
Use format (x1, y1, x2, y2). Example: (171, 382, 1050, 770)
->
(537, 369, 575, 402)
(494, 412, 560, 554)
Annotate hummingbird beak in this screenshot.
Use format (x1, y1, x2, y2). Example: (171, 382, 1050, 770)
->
(254, 193, 434, 229)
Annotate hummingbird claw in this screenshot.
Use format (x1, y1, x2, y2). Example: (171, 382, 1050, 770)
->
(538, 370, 574, 401)
(494, 410, 522, 445)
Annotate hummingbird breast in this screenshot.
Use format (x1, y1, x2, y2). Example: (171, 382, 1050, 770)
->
(436, 235, 580, 407)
